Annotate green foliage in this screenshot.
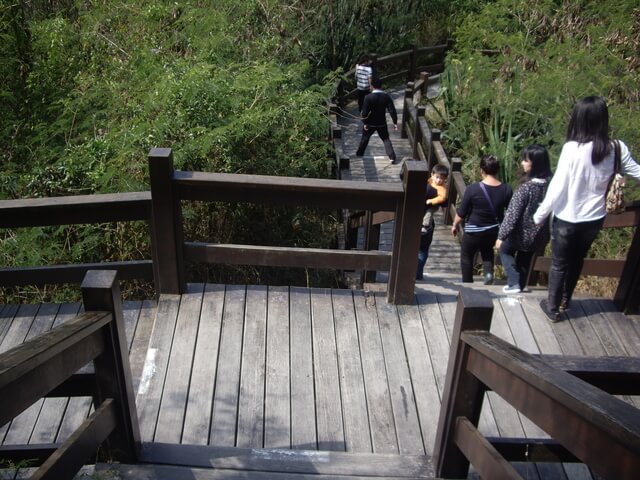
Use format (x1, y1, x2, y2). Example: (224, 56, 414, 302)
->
(435, 0, 640, 294)
(0, 0, 353, 300)
(438, 0, 640, 188)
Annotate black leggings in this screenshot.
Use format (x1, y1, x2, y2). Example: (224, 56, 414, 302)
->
(547, 216, 603, 310)
(460, 228, 498, 282)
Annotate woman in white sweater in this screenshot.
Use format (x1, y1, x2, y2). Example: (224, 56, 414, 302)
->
(533, 96, 640, 322)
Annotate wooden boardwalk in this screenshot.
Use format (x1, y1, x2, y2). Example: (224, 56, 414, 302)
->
(3, 90, 639, 478)
(336, 88, 460, 280)
(2, 283, 640, 478)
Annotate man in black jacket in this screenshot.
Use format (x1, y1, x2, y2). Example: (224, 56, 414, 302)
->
(355, 76, 398, 163)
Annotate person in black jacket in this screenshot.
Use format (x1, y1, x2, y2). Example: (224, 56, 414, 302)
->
(355, 77, 398, 163)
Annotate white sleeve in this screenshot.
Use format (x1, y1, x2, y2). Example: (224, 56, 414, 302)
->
(533, 143, 571, 224)
(620, 141, 640, 182)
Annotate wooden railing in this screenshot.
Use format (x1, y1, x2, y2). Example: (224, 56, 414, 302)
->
(0, 270, 139, 479)
(0, 192, 154, 287)
(434, 290, 640, 479)
(332, 42, 451, 106)
(0, 151, 428, 305)
(148, 148, 428, 304)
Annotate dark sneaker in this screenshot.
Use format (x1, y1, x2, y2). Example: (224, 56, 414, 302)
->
(559, 298, 570, 312)
(540, 299, 562, 323)
(483, 272, 494, 285)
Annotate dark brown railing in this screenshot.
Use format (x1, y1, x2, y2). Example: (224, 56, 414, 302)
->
(434, 290, 640, 479)
(0, 270, 139, 479)
(148, 148, 427, 304)
(0, 193, 154, 287)
(332, 42, 451, 106)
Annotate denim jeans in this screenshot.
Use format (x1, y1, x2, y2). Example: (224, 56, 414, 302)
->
(547, 216, 604, 311)
(416, 221, 435, 279)
(460, 227, 498, 283)
(499, 238, 534, 290)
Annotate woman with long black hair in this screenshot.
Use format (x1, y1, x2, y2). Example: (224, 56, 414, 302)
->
(534, 96, 640, 322)
(497, 144, 552, 294)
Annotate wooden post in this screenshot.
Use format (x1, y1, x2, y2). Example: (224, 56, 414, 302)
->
(420, 72, 429, 99)
(433, 289, 494, 478)
(614, 223, 640, 313)
(401, 85, 413, 139)
(444, 157, 461, 225)
(407, 43, 417, 82)
(387, 161, 428, 304)
(412, 105, 426, 159)
(81, 270, 140, 462)
(148, 148, 185, 294)
(362, 211, 381, 284)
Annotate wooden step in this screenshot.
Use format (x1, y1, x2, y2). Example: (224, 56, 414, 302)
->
(91, 462, 434, 479)
(97, 443, 435, 479)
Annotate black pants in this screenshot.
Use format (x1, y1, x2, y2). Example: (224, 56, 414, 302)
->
(460, 228, 498, 283)
(547, 216, 604, 311)
(356, 125, 396, 161)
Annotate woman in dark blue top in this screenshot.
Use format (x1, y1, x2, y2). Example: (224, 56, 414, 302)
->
(451, 155, 513, 283)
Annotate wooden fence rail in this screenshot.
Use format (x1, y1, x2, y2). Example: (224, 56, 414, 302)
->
(433, 290, 640, 480)
(0, 270, 139, 479)
(332, 42, 450, 105)
(149, 148, 427, 304)
(0, 192, 154, 287)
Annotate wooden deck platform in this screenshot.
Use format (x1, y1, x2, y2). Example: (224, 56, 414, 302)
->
(2, 281, 639, 478)
(3, 89, 639, 477)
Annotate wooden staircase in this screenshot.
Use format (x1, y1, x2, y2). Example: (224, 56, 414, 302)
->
(88, 444, 435, 479)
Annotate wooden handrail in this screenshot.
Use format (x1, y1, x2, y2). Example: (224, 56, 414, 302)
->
(332, 42, 449, 105)
(0, 192, 155, 288)
(434, 290, 640, 480)
(0, 270, 140, 479)
(149, 148, 428, 304)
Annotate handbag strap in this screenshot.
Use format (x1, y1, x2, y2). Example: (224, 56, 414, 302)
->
(479, 182, 500, 223)
(613, 139, 621, 174)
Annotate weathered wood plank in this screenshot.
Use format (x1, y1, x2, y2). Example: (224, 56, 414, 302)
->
(374, 292, 424, 455)
(290, 287, 316, 450)
(485, 299, 528, 439)
(521, 297, 563, 355)
(415, 292, 449, 397)
(311, 288, 345, 451)
(138, 442, 434, 478)
(437, 292, 499, 439)
(264, 286, 291, 449)
(29, 303, 81, 444)
(129, 300, 157, 394)
(3, 303, 59, 445)
(237, 285, 267, 448)
(331, 290, 371, 453)
(353, 291, 397, 454)
(397, 301, 441, 455)
(182, 284, 225, 445)
(136, 294, 180, 442)
(155, 284, 204, 443)
(210, 285, 246, 446)
(0, 305, 18, 346)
